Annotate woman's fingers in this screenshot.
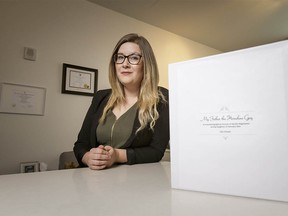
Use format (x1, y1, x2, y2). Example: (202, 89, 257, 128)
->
(89, 147, 111, 160)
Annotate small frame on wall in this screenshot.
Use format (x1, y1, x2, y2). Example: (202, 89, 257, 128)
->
(62, 63, 98, 96)
(20, 161, 40, 173)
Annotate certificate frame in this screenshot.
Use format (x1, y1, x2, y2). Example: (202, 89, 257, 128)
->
(20, 161, 39, 173)
(0, 83, 46, 115)
(62, 63, 98, 96)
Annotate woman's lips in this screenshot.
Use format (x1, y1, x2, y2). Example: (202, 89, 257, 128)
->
(121, 71, 132, 75)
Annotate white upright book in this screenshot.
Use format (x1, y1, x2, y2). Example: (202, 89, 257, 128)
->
(169, 40, 288, 202)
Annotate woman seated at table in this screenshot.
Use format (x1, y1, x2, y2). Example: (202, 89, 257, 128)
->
(73, 33, 169, 170)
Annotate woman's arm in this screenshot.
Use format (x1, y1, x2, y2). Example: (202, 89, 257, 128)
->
(73, 90, 111, 167)
(126, 87, 170, 164)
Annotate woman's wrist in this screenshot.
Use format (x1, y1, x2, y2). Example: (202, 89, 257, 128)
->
(114, 149, 128, 163)
(81, 151, 89, 165)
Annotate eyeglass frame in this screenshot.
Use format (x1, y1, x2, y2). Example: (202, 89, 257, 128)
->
(113, 53, 142, 65)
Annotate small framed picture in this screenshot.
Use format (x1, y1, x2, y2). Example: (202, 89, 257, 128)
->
(62, 63, 98, 96)
(20, 161, 39, 173)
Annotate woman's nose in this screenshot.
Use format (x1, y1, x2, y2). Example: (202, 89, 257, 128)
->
(122, 58, 130, 67)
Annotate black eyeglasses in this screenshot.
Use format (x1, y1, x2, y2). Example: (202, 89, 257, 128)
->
(113, 53, 142, 65)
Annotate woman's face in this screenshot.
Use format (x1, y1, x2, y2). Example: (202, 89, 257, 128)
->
(115, 42, 144, 90)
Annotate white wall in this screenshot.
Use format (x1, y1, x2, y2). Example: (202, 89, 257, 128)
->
(0, 0, 220, 174)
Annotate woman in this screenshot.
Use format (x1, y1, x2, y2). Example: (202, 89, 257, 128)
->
(74, 33, 169, 170)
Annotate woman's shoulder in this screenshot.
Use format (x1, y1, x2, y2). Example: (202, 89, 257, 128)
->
(92, 89, 112, 103)
(95, 88, 112, 96)
(158, 86, 169, 99)
(158, 86, 168, 93)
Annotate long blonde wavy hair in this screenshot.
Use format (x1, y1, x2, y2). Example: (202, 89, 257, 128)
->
(99, 33, 165, 132)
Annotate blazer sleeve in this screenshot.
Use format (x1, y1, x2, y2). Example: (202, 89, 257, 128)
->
(126, 87, 170, 164)
(73, 89, 110, 167)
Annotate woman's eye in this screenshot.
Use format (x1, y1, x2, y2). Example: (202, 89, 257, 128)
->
(131, 55, 140, 60)
(117, 55, 124, 60)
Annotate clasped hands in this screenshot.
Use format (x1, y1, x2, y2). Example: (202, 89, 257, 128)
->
(82, 145, 117, 170)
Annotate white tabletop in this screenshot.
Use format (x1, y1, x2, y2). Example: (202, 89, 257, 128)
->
(0, 162, 288, 216)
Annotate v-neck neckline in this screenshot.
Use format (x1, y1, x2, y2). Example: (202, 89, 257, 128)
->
(111, 102, 137, 120)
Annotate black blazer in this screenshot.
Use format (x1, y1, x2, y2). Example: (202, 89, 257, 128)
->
(73, 87, 170, 167)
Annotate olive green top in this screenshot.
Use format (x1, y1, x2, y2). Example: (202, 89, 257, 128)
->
(96, 103, 138, 148)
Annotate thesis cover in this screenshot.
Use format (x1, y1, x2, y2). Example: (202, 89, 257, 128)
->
(169, 40, 288, 202)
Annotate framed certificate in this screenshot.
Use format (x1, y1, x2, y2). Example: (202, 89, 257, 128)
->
(62, 63, 98, 96)
(0, 83, 46, 115)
